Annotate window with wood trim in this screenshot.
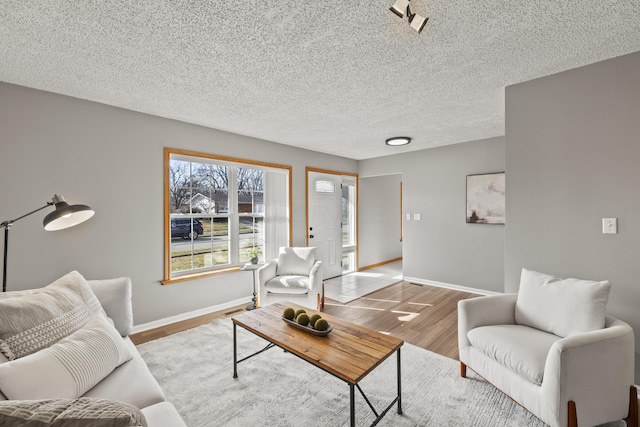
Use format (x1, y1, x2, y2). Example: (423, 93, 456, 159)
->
(164, 148, 291, 283)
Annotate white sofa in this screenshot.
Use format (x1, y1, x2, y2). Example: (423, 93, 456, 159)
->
(458, 269, 638, 427)
(0, 272, 186, 427)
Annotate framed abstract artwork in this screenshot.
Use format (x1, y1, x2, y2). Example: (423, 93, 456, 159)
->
(466, 172, 505, 224)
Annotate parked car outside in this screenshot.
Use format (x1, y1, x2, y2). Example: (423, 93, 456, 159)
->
(171, 218, 204, 240)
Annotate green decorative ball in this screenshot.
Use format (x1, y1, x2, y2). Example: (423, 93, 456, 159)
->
(294, 309, 307, 319)
(309, 314, 322, 327)
(283, 307, 295, 320)
(314, 318, 329, 331)
(297, 313, 310, 326)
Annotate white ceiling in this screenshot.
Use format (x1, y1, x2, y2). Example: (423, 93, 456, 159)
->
(2, 1, 640, 160)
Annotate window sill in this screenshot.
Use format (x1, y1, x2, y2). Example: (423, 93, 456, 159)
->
(162, 266, 241, 285)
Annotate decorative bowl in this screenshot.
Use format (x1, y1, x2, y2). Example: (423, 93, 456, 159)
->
(281, 316, 333, 336)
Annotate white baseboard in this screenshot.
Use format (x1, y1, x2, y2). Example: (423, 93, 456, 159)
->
(130, 297, 249, 335)
(403, 276, 503, 296)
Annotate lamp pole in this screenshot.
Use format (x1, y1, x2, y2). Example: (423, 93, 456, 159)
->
(1, 202, 54, 293)
(2, 225, 8, 293)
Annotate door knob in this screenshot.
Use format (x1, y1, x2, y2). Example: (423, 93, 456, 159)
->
(309, 235, 315, 239)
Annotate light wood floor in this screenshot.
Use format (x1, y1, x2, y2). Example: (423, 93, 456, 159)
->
(323, 281, 479, 360)
(130, 281, 479, 360)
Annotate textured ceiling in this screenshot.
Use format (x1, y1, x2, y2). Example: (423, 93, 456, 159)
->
(1, 1, 640, 160)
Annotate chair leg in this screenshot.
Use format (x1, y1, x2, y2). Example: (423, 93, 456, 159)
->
(568, 400, 578, 427)
(625, 385, 639, 427)
(460, 362, 467, 378)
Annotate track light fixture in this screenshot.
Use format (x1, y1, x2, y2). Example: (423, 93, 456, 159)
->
(389, 0, 429, 34)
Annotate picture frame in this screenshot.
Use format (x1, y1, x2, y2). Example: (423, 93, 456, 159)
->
(466, 172, 505, 224)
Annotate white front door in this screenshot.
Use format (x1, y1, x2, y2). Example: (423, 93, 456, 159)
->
(308, 172, 343, 280)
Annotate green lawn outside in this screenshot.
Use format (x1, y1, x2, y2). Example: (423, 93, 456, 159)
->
(170, 223, 262, 272)
(197, 220, 254, 237)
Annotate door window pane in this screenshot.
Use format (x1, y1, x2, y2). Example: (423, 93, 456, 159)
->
(315, 180, 335, 193)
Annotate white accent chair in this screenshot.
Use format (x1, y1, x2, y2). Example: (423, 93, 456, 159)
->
(458, 268, 638, 427)
(257, 247, 323, 310)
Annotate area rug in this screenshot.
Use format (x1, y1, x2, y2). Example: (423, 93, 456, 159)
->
(137, 320, 624, 427)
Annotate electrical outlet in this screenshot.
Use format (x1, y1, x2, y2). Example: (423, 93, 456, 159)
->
(602, 218, 617, 234)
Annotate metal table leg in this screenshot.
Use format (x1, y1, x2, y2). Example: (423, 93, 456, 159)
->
(353, 347, 403, 426)
(397, 347, 402, 415)
(350, 383, 355, 427)
(233, 323, 238, 378)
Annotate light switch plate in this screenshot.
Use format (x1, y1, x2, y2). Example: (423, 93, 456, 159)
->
(602, 218, 617, 234)
(406, 213, 411, 221)
(413, 213, 421, 221)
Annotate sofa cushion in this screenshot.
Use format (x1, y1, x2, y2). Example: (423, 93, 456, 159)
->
(276, 247, 316, 276)
(83, 338, 166, 409)
(88, 277, 134, 336)
(467, 324, 561, 385)
(514, 268, 611, 337)
(0, 397, 147, 426)
(0, 313, 132, 400)
(0, 271, 105, 360)
(264, 276, 310, 294)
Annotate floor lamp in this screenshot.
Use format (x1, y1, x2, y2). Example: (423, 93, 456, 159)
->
(1, 194, 95, 293)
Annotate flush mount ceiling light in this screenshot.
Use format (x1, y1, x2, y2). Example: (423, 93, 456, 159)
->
(385, 137, 412, 146)
(390, 0, 429, 34)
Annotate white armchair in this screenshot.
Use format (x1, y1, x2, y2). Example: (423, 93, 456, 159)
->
(257, 247, 323, 311)
(458, 269, 638, 427)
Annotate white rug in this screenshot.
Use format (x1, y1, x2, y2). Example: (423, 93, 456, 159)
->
(137, 320, 624, 427)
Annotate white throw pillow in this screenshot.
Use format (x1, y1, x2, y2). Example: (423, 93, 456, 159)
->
(514, 268, 611, 337)
(0, 270, 105, 360)
(0, 313, 132, 400)
(276, 247, 317, 276)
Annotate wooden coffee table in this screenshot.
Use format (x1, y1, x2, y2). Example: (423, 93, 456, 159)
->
(232, 301, 404, 427)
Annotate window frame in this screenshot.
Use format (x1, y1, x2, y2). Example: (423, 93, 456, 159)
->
(162, 148, 292, 285)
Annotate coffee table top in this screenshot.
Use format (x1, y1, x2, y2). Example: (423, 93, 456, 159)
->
(232, 301, 404, 384)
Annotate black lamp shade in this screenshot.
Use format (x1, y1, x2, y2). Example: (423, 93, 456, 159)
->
(43, 196, 95, 231)
(2, 194, 94, 292)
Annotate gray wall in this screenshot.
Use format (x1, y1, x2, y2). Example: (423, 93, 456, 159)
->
(505, 51, 640, 383)
(359, 137, 505, 292)
(358, 174, 402, 268)
(0, 83, 357, 325)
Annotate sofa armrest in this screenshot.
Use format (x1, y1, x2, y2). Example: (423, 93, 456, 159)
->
(141, 402, 187, 427)
(257, 260, 278, 286)
(307, 261, 323, 291)
(87, 277, 133, 336)
(542, 317, 635, 425)
(458, 294, 517, 349)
